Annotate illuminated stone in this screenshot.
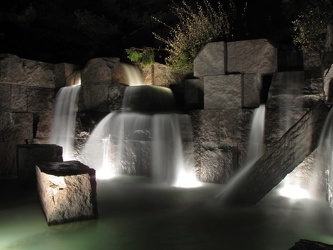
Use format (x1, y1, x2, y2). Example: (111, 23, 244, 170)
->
(36, 161, 97, 225)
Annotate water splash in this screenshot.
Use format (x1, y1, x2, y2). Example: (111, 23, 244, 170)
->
(50, 85, 81, 160)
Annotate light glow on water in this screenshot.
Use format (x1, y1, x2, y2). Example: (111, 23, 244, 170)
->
(173, 169, 202, 188)
(278, 183, 311, 200)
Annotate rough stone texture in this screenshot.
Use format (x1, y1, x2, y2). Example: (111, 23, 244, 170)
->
(0, 54, 57, 88)
(243, 73, 262, 108)
(36, 161, 97, 225)
(184, 79, 204, 110)
(190, 109, 252, 183)
(222, 102, 328, 205)
(193, 41, 226, 77)
(17, 144, 63, 185)
(204, 74, 242, 109)
(79, 57, 126, 112)
(142, 62, 170, 86)
(199, 142, 238, 183)
(226, 39, 277, 74)
(0, 112, 33, 177)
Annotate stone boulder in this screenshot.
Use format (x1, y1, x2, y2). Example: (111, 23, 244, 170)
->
(36, 161, 97, 225)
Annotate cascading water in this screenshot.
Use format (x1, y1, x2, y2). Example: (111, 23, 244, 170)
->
(217, 104, 266, 198)
(80, 64, 200, 187)
(50, 85, 81, 160)
(312, 107, 333, 206)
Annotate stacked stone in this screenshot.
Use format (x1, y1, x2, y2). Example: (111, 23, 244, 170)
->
(189, 39, 277, 183)
(0, 54, 78, 177)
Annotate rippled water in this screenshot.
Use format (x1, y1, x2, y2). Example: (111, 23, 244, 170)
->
(1, 176, 333, 250)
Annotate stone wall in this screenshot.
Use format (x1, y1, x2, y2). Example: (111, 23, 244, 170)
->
(190, 39, 278, 183)
(0, 54, 77, 177)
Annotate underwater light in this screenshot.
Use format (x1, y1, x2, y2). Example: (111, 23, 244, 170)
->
(96, 167, 115, 180)
(173, 170, 202, 188)
(278, 184, 310, 200)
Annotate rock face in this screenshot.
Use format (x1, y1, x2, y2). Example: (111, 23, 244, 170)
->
(189, 39, 278, 183)
(36, 161, 97, 225)
(17, 144, 63, 185)
(0, 54, 78, 177)
(79, 57, 126, 112)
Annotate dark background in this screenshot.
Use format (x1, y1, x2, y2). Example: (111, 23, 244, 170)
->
(0, 0, 303, 65)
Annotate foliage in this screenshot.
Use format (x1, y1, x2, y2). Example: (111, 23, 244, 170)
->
(292, 0, 333, 53)
(125, 47, 155, 67)
(152, 0, 237, 73)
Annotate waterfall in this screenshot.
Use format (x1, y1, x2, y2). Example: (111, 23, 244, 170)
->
(217, 104, 266, 199)
(50, 85, 81, 160)
(244, 104, 266, 165)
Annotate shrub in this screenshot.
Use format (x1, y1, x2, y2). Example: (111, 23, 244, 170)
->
(292, 0, 333, 53)
(153, 0, 236, 73)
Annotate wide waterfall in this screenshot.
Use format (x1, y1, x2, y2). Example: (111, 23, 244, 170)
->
(80, 64, 200, 187)
(50, 85, 81, 160)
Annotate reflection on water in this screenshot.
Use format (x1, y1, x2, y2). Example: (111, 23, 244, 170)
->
(1, 176, 333, 250)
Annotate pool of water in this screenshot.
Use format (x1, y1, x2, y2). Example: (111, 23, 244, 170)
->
(1, 175, 333, 250)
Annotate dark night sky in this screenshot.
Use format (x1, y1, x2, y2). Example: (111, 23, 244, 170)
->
(0, 0, 302, 65)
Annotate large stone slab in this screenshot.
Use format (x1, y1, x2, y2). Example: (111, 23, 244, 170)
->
(36, 161, 97, 225)
(17, 144, 63, 185)
(226, 39, 277, 74)
(79, 57, 126, 112)
(204, 74, 242, 109)
(193, 41, 226, 77)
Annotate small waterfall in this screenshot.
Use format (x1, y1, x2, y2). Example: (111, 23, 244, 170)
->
(80, 70, 199, 187)
(245, 104, 266, 165)
(50, 85, 81, 160)
(217, 104, 266, 199)
(120, 63, 144, 86)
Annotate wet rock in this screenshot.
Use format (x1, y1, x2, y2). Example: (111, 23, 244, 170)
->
(36, 161, 97, 225)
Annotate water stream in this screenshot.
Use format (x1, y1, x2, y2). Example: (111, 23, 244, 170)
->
(50, 85, 81, 160)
